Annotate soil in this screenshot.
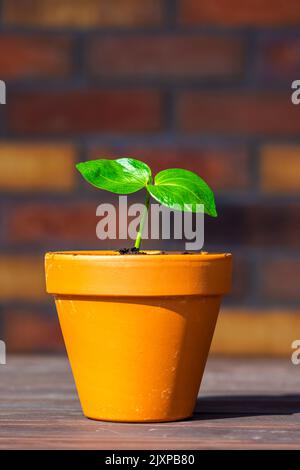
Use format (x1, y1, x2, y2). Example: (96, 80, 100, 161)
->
(117, 248, 202, 255)
(118, 247, 147, 255)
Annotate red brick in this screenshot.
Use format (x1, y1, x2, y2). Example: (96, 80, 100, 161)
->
(87, 35, 244, 80)
(262, 259, 300, 301)
(89, 145, 251, 190)
(7, 198, 167, 250)
(0, 35, 72, 80)
(3, 0, 163, 28)
(4, 309, 64, 353)
(257, 36, 300, 82)
(180, 0, 300, 26)
(178, 91, 300, 136)
(7, 200, 131, 248)
(205, 204, 300, 248)
(8, 202, 99, 242)
(8, 90, 163, 135)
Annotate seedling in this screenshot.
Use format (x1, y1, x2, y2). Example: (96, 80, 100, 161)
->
(76, 158, 217, 250)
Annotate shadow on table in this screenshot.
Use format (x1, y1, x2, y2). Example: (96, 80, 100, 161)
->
(193, 394, 300, 420)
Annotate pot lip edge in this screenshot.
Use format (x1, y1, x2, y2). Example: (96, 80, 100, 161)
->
(45, 250, 232, 262)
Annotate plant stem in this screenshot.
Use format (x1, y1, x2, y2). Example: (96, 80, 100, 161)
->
(134, 191, 150, 250)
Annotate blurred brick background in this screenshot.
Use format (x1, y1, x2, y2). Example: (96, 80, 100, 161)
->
(0, 0, 300, 355)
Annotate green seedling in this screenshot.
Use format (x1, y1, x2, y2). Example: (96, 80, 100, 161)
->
(76, 158, 217, 250)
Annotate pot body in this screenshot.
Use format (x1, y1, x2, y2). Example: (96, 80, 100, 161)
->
(45, 251, 232, 422)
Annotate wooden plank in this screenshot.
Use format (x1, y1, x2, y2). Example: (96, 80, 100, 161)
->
(0, 356, 299, 449)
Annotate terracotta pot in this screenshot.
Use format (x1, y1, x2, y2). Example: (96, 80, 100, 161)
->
(45, 251, 232, 422)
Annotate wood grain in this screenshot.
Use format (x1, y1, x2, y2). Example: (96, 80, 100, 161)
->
(0, 356, 300, 449)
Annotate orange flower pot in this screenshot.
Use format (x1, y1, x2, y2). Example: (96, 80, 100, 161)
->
(45, 251, 232, 422)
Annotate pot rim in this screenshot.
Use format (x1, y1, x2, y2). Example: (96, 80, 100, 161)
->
(45, 250, 231, 260)
(45, 251, 232, 297)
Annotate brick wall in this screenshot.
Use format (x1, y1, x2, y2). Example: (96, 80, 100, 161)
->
(0, 0, 300, 355)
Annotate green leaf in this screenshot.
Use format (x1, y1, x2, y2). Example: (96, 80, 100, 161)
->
(76, 158, 151, 194)
(147, 168, 217, 217)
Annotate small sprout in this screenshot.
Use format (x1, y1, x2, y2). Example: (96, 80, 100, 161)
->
(76, 158, 217, 250)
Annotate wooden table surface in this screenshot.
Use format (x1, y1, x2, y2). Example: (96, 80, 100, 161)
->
(0, 356, 300, 450)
